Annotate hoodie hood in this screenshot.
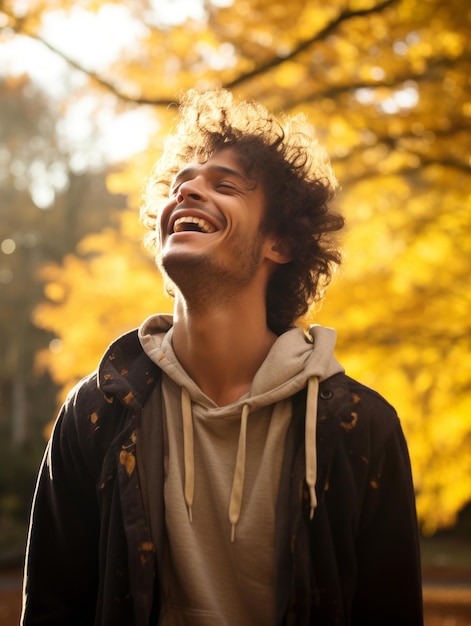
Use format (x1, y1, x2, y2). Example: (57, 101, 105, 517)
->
(138, 314, 344, 538)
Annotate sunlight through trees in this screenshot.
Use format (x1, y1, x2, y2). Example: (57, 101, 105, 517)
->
(1, 0, 470, 533)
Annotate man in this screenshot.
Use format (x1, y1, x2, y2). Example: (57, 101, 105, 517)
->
(22, 89, 423, 625)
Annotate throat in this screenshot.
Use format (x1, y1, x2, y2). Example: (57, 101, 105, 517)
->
(172, 315, 278, 406)
(202, 381, 252, 407)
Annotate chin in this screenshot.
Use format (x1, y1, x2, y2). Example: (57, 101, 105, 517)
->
(161, 252, 209, 289)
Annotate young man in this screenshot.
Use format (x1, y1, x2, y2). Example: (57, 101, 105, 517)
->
(22, 90, 423, 625)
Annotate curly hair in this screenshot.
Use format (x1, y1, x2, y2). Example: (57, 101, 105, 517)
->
(141, 89, 344, 334)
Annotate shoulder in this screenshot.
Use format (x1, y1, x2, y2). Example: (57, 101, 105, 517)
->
(344, 374, 399, 437)
(57, 329, 161, 450)
(320, 372, 398, 417)
(321, 371, 396, 412)
(343, 374, 398, 421)
(319, 372, 401, 450)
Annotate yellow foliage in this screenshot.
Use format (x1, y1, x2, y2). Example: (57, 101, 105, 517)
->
(22, 0, 471, 532)
(33, 210, 173, 401)
(273, 62, 308, 89)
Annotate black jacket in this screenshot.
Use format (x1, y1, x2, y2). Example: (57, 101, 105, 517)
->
(22, 329, 423, 625)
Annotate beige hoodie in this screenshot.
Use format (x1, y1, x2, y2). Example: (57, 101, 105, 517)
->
(138, 314, 343, 625)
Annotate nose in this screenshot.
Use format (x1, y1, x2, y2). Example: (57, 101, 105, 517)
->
(176, 177, 208, 204)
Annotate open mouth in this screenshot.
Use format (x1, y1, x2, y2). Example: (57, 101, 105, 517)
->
(172, 216, 218, 234)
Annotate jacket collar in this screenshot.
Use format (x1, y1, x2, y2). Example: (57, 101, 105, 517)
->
(97, 329, 161, 414)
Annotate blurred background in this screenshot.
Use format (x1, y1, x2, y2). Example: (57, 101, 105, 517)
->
(0, 0, 470, 623)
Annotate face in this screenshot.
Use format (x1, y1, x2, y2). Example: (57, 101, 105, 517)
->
(157, 148, 275, 305)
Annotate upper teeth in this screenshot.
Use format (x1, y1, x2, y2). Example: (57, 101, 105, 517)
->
(173, 216, 216, 233)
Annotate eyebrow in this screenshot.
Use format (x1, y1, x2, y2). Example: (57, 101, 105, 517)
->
(172, 164, 250, 188)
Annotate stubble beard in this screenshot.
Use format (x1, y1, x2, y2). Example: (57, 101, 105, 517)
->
(158, 232, 265, 312)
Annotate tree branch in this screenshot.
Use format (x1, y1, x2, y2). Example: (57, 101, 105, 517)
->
(338, 154, 471, 186)
(224, 0, 400, 89)
(282, 54, 470, 113)
(10, 29, 178, 106)
(332, 123, 471, 163)
(3, 0, 400, 106)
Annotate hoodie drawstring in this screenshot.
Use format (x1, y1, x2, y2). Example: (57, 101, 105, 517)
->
(305, 377, 319, 519)
(228, 403, 249, 542)
(181, 378, 319, 539)
(181, 389, 250, 542)
(181, 387, 194, 522)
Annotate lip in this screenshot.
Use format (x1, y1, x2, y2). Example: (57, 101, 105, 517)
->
(166, 207, 224, 236)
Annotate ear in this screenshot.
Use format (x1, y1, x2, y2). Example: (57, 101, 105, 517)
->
(264, 238, 292, 265)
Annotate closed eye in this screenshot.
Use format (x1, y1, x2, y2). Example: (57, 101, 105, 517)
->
(169, 163, 254, 197)
(170, 181, 240, 197)
(215, 181, 239, 193)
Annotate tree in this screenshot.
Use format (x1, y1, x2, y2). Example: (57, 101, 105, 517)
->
(1, 0, 470, 532)
(33, 210, 172, 405)
(0, 74, 127, 547)
(0, 74, 127, 440)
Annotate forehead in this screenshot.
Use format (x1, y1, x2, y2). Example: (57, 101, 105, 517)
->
(173, 147, 256, 186)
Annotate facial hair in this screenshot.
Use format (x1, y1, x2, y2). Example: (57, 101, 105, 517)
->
(158, 228, 265, 311)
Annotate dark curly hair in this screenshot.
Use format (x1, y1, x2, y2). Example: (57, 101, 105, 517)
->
(141, 89, 344, 334)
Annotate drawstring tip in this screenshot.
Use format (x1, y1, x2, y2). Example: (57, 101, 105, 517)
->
(188, 505, 193, 523)
(309, 485, 317, 520)
(231, 524, 236, 543)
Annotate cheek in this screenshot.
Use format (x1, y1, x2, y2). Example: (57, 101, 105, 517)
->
(158, 199, 175, 232)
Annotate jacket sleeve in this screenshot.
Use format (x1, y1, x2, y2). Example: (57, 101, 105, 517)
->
(21, 376, 108, 626)
(351, 393, 423, 626)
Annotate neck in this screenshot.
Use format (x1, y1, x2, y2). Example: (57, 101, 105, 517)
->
(172, 293, 277, 406)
